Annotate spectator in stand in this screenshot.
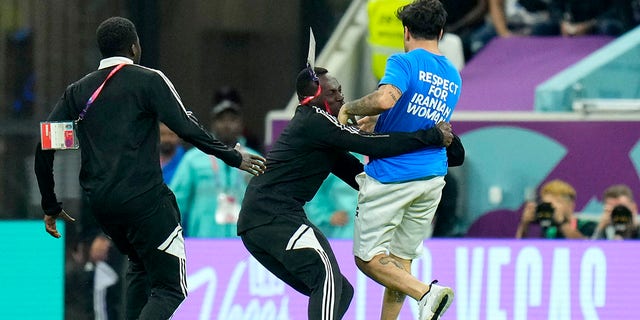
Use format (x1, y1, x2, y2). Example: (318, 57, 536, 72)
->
(442, 0, 489, 61)
(592, 184, 640, 240)
(516, 179, 596, 239)
(170, 100, 260, 238)
(622, 0, 640, 32)
(65, 234, 123, 320)
(537, 0, 629, 37)
(212, 86, 263, 154)
(470, 0, 553, 54)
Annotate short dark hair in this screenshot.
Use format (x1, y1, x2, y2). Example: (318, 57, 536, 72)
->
(396, 0, 447, 40)
(213, 86, 243, 105)
(96, 17, 138, 58)
(296, 67, 328, 99)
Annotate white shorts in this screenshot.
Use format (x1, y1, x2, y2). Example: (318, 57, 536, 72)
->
(353, 172, 445, 261)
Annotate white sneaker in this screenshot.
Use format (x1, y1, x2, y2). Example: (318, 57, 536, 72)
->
(418, 280, 454, 320)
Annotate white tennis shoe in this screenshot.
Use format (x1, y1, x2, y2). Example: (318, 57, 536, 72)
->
(418, 280, 454, 320)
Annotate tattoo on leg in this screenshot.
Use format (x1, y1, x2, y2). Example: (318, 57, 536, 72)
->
(390, 289, 405, 302)
(379, 256, 405, 271)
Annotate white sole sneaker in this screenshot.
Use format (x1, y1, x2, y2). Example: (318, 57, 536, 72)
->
(419, 281, 454, 320)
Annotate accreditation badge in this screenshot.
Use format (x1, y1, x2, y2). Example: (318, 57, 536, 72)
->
(215, 193, 240, 224)
(40, 121, 79, 150)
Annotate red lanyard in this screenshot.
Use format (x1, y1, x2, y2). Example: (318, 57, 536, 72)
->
(301, 84, 332, 114)
(300, 84, 322, 106)
(77, 63, 126, 121)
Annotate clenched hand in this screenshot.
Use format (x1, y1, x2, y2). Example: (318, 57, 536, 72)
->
(437, 122, 453, 147)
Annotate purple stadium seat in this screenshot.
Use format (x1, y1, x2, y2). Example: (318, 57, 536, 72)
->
(456, 36, 614, 111)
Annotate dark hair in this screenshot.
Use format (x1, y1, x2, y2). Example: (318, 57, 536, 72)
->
(96, 17, 138, 58)
(296, 67, 328, 98)
(213, 85, 243, 105)
(396, 0, 447, 40)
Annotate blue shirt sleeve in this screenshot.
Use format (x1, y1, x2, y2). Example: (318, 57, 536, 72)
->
(379, 54, 411, 93)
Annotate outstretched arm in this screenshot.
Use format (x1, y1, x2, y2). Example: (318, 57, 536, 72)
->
(329, 151, 364, 190)
(148, 71, 265, 174)
(308, 110, 452, 159)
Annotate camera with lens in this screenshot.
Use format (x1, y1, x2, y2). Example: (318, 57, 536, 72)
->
(610, 204, 633, 235)
(535, 202, 555, 228)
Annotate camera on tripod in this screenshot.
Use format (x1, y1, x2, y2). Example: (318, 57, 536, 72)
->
(535, 202, 555, 228)
(611, 204, 633, 235)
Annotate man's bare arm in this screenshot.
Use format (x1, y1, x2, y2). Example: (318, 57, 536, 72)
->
(338, 84, 401, 124)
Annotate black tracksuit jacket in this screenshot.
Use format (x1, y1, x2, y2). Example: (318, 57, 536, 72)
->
(34, 58, 241, 219)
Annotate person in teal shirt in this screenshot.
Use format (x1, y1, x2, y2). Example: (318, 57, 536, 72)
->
(305, 153, 365, 239)
(170, 100, 260, 237)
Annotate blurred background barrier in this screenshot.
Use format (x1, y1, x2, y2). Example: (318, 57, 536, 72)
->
(0, 220, 64, 320)
(174, 238, 636, 320)
(535, 26, 640, 112)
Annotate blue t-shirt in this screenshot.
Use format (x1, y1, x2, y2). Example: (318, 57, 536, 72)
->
(365, 49, 462, 183)
(162, 145, 185, 184)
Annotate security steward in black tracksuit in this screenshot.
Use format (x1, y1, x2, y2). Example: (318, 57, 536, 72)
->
(34, 17, 265, 320)
(237, 66, 454, 320)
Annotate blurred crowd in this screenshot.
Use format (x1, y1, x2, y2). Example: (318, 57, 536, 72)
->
(437, 0, 640, 62)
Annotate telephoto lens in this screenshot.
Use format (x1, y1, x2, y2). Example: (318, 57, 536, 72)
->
(611, 205, 632, 234)
(535, 202, 554, 228)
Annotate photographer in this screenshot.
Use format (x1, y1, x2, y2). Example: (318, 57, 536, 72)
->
(592, 184, 640, 240)
(516, 179, 596, 239)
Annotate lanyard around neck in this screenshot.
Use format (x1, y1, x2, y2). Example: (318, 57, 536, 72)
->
(77, 63, 126, 121)
(210, 156, 234, 190)
(300, 84, 322, 106)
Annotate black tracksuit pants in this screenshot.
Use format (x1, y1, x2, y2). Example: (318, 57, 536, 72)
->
(241, 215, 354, 320)
(93, 185, 187, 320)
